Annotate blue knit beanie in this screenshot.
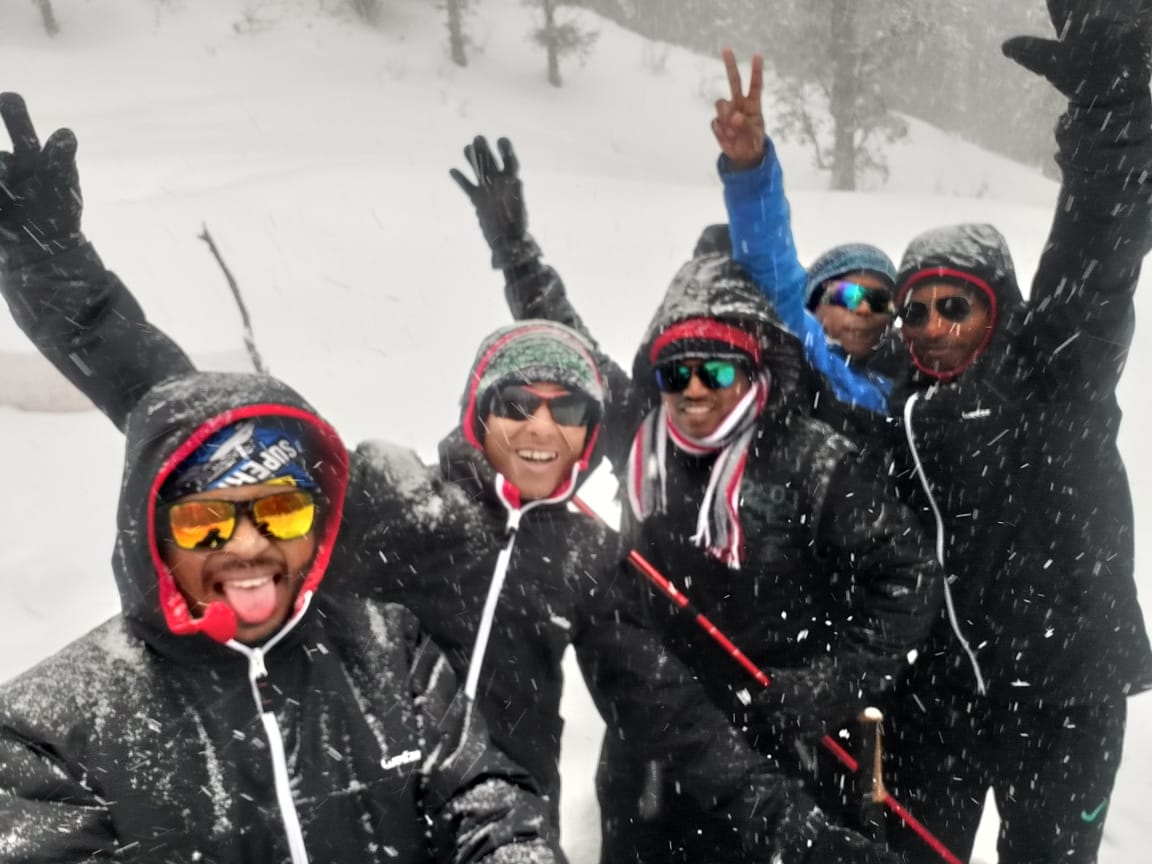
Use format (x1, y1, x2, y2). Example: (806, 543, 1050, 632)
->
(805, 243, 897, 310)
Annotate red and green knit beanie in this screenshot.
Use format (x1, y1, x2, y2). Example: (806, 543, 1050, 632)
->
(461, 320, 605, 447)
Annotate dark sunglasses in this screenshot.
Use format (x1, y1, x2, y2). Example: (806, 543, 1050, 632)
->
(822, 280, 894, 314)
(164, 489, 317, 551)
(899, 295, 974, 328)
(489, 384, 598, 427)
(654, 359, 745, 394)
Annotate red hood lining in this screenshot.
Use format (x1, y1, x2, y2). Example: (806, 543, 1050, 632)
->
(897, 267, 999, 382)
(146, 403, 348, 644)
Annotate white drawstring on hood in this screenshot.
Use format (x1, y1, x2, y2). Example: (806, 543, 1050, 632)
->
(903, 391, 988, 695)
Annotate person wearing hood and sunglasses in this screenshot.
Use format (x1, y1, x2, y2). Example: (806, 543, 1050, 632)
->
(876, 5, 1152, 860)
(0, 369, 565, 864)
(0, 95, 902, 864)
(452, 132, 944, 862)
(715, 8, 1152, 859)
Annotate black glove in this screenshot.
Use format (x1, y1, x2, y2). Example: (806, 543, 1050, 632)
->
(752, 654, 886, 741)
(719, 764, 904, 863)
(0, 92, 84, 270)
(1001, 0, 1152, 106)
(805, 825, 906, 864)
(449, 135, 541, 270)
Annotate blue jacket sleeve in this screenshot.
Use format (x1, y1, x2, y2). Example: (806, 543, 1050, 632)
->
(720, 143, 889, 414)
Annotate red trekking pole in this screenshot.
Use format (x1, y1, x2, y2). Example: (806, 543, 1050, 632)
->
(571, 496, 962, 864)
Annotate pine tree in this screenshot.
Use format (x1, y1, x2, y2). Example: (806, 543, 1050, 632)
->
(526, 0, 598, 87)
(763, 0, 922, 190)
(348, 0, 382, 26)
(444, 0, 469, 67)
(34, 0, 59, 36)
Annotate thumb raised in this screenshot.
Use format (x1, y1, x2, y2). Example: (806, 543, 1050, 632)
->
(1002, 35, 1062, 80)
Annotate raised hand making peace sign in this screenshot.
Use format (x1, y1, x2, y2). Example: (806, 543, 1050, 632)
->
(712, 49, 766, 171)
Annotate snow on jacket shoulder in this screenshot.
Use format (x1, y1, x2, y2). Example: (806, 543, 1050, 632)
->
(0, 372, 562, 864)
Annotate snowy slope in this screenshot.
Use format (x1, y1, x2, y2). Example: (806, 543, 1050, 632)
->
(1, 2, 1149, 862)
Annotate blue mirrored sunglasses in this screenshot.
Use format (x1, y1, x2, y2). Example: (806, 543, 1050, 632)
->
(823, 280, 894, 314)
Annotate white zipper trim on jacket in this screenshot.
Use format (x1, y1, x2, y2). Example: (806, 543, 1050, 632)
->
(227, 590, 315, 864)
(464, 516, 520, 701)
(462, 466, 581, 701)
(903, 393, 988, 695)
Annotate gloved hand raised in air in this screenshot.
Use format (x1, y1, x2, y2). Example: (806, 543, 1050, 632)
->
(450, 135, 541, 271)
(0, 92, 84, 269)
(1001, 0, 1152, 106)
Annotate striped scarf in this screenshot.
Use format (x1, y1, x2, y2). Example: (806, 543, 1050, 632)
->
(626, 374, 770, 569)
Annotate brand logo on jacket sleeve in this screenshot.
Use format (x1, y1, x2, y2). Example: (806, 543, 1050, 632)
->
(380, 749, 422, 771)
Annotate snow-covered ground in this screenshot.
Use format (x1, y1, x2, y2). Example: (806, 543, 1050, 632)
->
(1, 2, 1149, 862)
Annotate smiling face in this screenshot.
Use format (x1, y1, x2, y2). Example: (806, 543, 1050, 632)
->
(660, 358, 752, 439)
(812, 270, 893, 361)
(481, 382, 590, 500)
(159, 483, 318, 644)
(899, 281, 993, 376)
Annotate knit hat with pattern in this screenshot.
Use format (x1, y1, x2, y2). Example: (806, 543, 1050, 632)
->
(461, 320, 605, 448)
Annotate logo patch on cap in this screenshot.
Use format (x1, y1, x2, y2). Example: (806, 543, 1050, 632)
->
(166, 419, 316, 499)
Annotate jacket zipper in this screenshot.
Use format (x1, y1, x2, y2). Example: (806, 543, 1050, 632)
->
(462, 467, 582, 700)
(903, 393, 988, 695)
(230, 592, 314, 864)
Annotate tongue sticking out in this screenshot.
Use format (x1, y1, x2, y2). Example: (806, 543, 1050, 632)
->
(222, 579, 280, 625)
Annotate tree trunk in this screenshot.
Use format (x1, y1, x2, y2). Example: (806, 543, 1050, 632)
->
(542, 0, 562, 87)
(828, 0, 858, 190)
(447, 0, 467, 67)
(34, 0, 59, 37)
(351, 0, 380, 26)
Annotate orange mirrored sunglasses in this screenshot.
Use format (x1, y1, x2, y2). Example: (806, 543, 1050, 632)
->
(164, 489, 316, 551)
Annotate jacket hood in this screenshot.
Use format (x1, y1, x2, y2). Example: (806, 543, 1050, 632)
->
(452, 320, 606, 505)
(116, 372, 348, 645)
(632, 253, 813, 414)
(896, 223, 1024, 381)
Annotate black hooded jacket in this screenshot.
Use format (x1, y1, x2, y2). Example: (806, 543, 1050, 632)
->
(883, 76, 1152, 706)
(503, 252, 944, 741)
(332, 423, 766, 819)
(0, 372, 560, 864)
(890, 220, 1152, 705)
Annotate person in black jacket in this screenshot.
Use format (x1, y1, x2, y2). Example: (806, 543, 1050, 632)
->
(0, 370, 563, 864)
(452, 137, 946, 863)
(877, 5, 1152, 862)
(352, 318, 780, 837)
(0, 93, 902, 864)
